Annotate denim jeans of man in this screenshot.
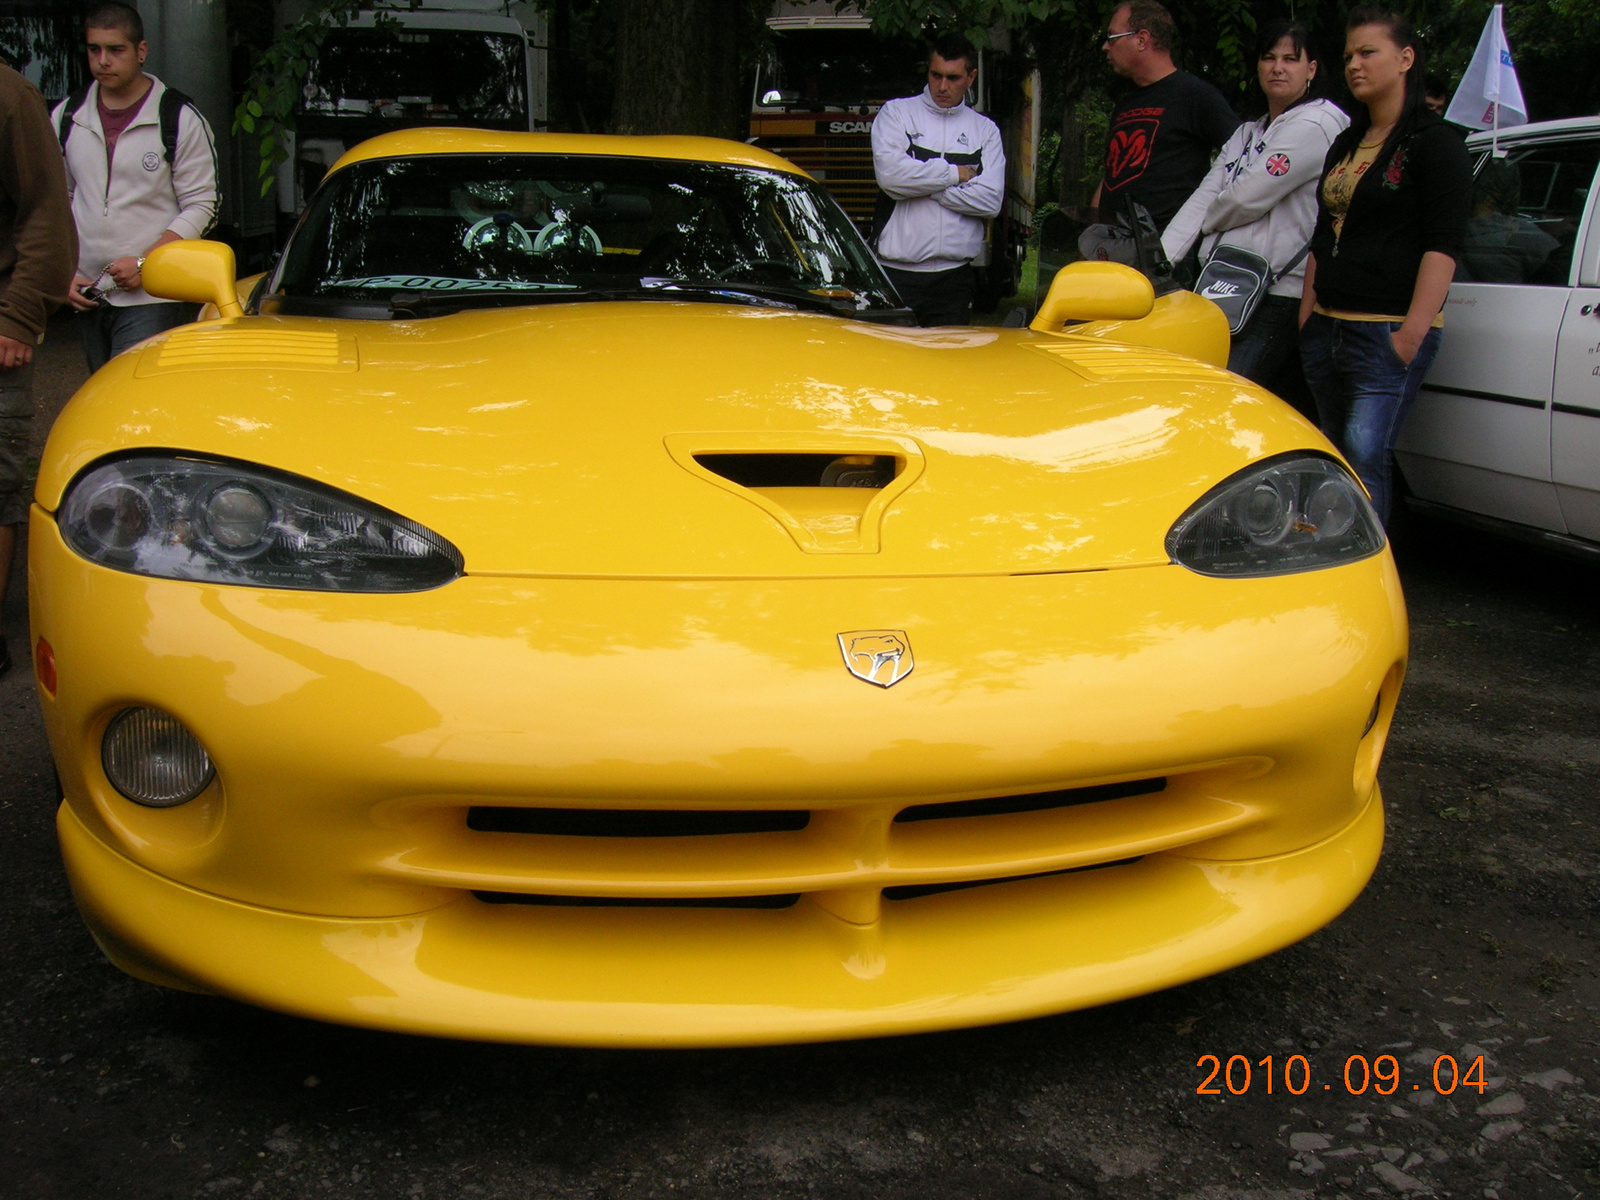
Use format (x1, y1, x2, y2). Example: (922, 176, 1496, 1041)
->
(1299, 311, 1442, 527)
(78, 301, 199, 374)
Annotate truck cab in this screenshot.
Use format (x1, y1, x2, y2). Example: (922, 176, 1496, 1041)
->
(277, 0, 548, 224)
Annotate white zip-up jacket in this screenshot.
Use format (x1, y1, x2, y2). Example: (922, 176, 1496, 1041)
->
(1162, 98, 1348, 298)
(872, 88, 1005, 273)
(53, 74, 219, 307)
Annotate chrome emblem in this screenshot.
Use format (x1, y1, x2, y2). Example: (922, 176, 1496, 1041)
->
(838, 630, 914, 688)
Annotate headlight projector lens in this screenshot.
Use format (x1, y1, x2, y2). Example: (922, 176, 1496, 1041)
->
(101, 707, 215, 807)
(1166, 453, 1385, 577)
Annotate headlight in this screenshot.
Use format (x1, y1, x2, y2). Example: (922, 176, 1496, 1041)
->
(59, 455, 464, 591)
(1166, 453, 1384, 577)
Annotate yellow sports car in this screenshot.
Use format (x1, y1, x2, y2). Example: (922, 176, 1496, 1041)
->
(30, 130, 1405, 1047)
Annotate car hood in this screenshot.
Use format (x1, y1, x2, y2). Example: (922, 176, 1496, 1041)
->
(39, 301, 1321, 578)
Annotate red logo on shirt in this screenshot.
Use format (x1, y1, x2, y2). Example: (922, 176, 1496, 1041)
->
(1265, 153, 1290, 176)
(1104, 118, 1159, 189)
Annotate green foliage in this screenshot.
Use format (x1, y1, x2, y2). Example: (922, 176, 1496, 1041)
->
(1419, 0, 1600, 120)
(861, 0, 1097, 47)
(234, 0, 399, 197)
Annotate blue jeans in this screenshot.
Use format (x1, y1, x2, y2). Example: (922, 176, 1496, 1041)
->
(1299, 312, 1442, 527)
(1228, 294, 1300, 387)
(78, 301, 199, 373)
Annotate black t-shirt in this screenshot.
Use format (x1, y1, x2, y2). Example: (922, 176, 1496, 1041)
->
(1101, 70, 1239, 230)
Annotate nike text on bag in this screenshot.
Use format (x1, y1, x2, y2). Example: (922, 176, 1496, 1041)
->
(1193, 239, 1310, 336)
(1193, 245, 1272, 335)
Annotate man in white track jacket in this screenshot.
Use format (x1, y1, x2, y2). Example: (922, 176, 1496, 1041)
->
(872, 33, 1005, 326)
(55, 2, 218, 372)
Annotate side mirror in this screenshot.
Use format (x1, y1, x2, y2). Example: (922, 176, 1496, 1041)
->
(1029, 261, 1154, 333)
(141, 239, 243, 318)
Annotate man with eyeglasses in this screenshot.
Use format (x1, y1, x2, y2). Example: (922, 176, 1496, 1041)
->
(1092, 0, 1238, 233)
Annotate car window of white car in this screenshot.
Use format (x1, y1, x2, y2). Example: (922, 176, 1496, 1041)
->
(1456, 141, 1600, 286)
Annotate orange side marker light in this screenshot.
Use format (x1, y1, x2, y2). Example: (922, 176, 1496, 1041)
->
(35, 637, 56, 695)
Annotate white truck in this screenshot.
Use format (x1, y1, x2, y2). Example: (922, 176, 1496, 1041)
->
(276, 0, 548, 225)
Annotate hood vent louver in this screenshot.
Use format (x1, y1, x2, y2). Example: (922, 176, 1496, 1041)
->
(666, 434, 925, 554)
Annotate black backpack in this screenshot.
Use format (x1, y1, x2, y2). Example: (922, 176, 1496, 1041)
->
(57, 83, 193, 164)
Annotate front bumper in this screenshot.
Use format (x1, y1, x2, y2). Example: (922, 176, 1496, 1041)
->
(62, 795, 1383, 1046)
(33, 504, 1406, 1044)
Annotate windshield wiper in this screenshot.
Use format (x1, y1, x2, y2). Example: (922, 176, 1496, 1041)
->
(624, 280, 902, 320)
(385, 289, 598, 317)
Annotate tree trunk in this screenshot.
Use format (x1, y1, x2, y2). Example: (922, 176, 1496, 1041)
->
(611, 0, 743, 138)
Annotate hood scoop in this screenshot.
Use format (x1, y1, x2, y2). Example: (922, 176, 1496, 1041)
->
(666, 433, 925, 553)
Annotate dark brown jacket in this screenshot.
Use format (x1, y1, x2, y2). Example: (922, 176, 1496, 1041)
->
(0, 63, 76, 346)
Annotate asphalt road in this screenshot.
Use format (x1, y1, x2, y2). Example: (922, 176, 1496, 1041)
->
(2, 315, 1596, 1200)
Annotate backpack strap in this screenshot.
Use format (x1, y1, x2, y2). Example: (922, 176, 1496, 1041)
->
(158, 86, 194, 165)
(56, 82, 189, 165)
(56, 82, 93, 149)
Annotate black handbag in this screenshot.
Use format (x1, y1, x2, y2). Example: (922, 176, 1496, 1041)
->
(1194, 241, 1311, 335)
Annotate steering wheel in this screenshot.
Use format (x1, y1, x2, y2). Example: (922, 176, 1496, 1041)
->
(533, 220, 604, 256)
(714, 258, 801, 280)
(462, 216, 534, 253)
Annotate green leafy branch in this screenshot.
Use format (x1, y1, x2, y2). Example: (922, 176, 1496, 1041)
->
(233, 0, 399, 197)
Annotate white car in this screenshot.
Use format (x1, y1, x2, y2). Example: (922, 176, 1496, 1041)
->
(1396, 116, 1600, 556)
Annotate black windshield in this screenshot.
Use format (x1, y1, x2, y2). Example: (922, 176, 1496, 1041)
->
(271, 153, 902, 317)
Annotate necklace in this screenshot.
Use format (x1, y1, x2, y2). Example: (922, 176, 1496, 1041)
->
(1360, 121, 1396, 148)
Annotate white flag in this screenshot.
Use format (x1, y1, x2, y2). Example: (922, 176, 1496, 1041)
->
(1444, 4, 1528, 131)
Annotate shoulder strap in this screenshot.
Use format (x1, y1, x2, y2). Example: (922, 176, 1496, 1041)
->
(56, 82, 92, 149)
(158, 86, 193, 165)
(1269, 240, 1314, 284)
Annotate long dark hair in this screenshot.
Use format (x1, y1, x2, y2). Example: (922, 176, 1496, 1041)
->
(1249, 18, 1325, 121)
(1338, 6, 1429, 168)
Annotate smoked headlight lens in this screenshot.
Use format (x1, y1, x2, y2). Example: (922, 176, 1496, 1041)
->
(1167, 454, 1385, 577)
(59, 455, 463, 591)
(102, 707, 214, 807)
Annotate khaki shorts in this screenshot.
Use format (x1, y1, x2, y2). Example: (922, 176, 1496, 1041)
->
(0, 362, 33, 527)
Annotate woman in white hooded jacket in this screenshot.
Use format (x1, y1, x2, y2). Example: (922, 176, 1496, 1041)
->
(1163, 19, 1348, 388)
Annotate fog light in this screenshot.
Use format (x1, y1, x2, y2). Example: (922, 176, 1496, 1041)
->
(101, 707, 214, 807)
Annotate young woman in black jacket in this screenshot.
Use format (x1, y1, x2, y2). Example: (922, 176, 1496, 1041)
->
(1297, 5, 1472, 527)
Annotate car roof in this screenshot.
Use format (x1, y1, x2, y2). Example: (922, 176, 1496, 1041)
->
(329, 129, 812, 179)
(1464, 115, 1600, 150)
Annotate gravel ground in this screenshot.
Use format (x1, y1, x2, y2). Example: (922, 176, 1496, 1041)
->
(2, 313, 1596, 1200)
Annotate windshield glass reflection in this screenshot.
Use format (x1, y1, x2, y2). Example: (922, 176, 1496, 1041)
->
(273, 154, 900, 317)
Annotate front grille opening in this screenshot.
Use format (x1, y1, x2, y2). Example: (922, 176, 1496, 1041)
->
(474, 891, 800, 909)
(883, 857, 1144, 902)
(893, 777, 1166, 824)
(695, 453, 898, 489)
(467, 807, 810, 838)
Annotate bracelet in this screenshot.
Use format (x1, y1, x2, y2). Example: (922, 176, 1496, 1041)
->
(135, 256, 146, 272)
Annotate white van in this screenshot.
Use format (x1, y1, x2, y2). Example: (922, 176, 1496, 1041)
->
(1395, 116, 1600, 557)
